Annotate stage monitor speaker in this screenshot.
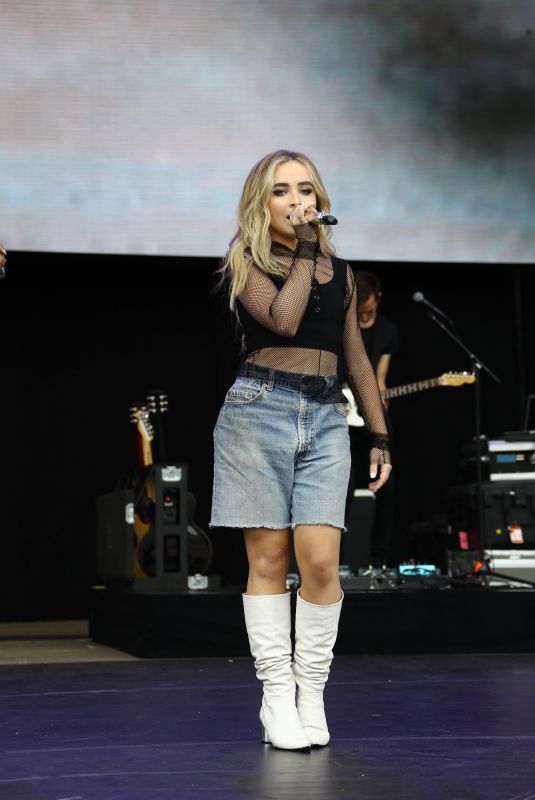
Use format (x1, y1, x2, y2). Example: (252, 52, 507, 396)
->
(96, 489, 135, 581)
(447, 481, 535, 550)
(342, 489, 375, 572)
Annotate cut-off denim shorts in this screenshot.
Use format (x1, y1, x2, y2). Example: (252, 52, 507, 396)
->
(210, 363, 351, 531)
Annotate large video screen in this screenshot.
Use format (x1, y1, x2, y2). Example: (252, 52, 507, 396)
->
(1, 1, 534, 262)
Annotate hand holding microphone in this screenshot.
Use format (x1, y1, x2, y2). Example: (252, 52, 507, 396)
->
(289, 201, 318, 226)
(289, 203, 338, 227)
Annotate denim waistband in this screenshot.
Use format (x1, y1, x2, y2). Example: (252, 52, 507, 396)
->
(237, 362, 347, 404)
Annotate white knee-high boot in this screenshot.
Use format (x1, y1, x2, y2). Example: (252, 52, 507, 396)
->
(293, 589, 344, 747)
(242, 592, 310, 751)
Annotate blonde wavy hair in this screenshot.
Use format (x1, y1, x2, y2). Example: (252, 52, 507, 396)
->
(220, 150, 335, 312)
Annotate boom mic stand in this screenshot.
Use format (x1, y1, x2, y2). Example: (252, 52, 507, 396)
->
(420, 304, 502, 583)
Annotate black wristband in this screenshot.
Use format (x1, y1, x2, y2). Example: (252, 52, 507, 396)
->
(369, 432, 391, 465)
(293, 223, 318, 244)
(295, 240, 317, 261)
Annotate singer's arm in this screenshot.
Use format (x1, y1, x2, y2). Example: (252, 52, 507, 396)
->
(342, 265, 391, 487)
(237, 224, 316, 337)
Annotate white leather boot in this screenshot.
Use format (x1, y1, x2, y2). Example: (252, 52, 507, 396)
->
(243, 592, 310, 751)
(293, 589, 344, 747)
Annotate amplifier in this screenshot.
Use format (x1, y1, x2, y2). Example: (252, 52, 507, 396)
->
(458, 431, 535, 482)
(447, 480, 535, 550)
(342, 489, 375, 572)
(488, 434, 535, 481)
(96, 489, 135, 581)
(485, 550, 535, 583)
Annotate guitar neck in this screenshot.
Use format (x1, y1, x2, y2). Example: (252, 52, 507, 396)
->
(383, 378, 440, 400)
(136, 433, 153, 468)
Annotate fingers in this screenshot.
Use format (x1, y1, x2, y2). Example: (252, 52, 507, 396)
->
(289, 202, 317, 226)
(368, 463, 392, 493)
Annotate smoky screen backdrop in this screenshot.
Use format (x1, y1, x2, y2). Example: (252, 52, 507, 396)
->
(1, 0, 534, 262)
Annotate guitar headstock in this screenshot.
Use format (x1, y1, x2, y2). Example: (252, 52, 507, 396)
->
(146, 389, 169, 417)
(437, 372, 476, 387)
(129, 402, 154, 444)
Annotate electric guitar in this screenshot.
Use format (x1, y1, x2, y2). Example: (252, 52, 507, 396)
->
(341, 371, 476, 427)
(146, 389, 213, 574)
(146, 388, 168, 464)
(129, 401, 157, 576)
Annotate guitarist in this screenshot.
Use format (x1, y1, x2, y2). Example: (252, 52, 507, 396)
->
(344, 271, 399, 571)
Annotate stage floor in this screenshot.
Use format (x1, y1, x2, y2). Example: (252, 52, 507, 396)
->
(1, 653, 535, 799)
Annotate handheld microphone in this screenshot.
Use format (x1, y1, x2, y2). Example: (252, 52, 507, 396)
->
(311, 212, 338, 226)
(412, 291, 454, 325)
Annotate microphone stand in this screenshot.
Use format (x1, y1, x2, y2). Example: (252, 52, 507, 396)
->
(423, 310, 502, 584)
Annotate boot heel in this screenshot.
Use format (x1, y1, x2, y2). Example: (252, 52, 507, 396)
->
(261, 724, 270, 744)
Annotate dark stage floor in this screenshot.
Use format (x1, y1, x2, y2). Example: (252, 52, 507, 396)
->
(1, 654, 535, 800)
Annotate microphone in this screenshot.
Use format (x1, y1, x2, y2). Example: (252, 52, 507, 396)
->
(412, 291, 454, 325)
(311, 211, 338, 226)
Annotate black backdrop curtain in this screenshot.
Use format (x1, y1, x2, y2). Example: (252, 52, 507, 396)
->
(1, 252, 532, 620)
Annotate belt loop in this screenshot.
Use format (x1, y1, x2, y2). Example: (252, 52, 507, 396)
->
(267, 368, 275, 391)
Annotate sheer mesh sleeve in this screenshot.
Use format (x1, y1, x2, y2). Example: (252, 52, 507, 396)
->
(237, 225, 316, 337)
(342, 265, 391, 466)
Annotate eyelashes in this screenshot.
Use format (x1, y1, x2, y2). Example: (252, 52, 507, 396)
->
(272, 188, 314, 197)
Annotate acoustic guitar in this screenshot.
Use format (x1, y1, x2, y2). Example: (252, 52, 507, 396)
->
(342, 371, 476, 428)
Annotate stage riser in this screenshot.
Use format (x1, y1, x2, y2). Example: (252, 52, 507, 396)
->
(89, 588, 535, 657)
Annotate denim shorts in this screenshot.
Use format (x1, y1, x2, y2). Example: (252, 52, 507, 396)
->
(210, 364, 351, 531)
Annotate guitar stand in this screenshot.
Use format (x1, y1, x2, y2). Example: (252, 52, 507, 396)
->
(131, 462, 190, 592)
(96, 465, 190, 592)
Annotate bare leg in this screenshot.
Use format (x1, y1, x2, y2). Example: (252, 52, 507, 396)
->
(293, 524, 342, 604)
(243, 527, 291, 595)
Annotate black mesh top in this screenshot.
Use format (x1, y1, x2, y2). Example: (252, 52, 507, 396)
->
(237, 251, 347, 358)
(235, 223, 390, 465)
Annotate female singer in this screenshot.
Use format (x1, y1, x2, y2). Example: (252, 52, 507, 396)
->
(211, 150, 391, 751)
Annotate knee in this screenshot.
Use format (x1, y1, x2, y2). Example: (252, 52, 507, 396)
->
(301, 554, 338, 588)
(249, 544, 289, 582)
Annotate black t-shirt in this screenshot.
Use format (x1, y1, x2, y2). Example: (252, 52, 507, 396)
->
(360, 313, 399, 372)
